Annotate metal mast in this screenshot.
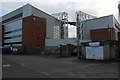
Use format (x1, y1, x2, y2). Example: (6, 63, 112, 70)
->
(52, 12, 68, 39)
(76, 11, 96, 58)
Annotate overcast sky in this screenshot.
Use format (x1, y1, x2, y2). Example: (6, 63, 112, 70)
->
(0, 0, 120, 38)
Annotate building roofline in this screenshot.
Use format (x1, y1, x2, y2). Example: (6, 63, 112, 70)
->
(1, 3, 61, 22)
(1, 4, 24, 18)
(113, 16, 120, 29)
(84, 14, 114, 22)
(30, 4, 61, 21)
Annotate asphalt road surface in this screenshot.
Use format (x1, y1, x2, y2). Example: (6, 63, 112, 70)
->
(2, 55, 119, 78)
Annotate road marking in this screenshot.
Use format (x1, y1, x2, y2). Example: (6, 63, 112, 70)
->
(40, 72, 55, 78)
(19, 63, 25, 67)
(18, 63, 55, 78)
(3, 64, 11, 67)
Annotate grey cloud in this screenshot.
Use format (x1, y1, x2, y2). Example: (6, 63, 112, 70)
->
(1, 1, 119, 37)
(1, 2, 26, 16)
(26, 2, 77, 21)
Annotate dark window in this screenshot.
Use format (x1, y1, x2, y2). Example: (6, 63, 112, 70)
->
(4, 34, 22, 40)
(4, 42, 22, 45)
(4, 31, 12, 34)
(4, 37, 11, 39)
(2, 13, 22, 23)
(4, 28, 22, 34)
(11, 28, 22, 33)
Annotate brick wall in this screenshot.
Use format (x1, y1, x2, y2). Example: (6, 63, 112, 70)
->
(22, 16, 46, 54)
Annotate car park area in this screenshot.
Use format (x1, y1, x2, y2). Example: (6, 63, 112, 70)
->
(2, 55, 119, 78)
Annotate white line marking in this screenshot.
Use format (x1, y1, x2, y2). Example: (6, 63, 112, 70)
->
(3, 64, 11, 67)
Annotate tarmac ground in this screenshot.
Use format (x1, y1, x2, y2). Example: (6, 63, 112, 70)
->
(2, 55, 119, 79)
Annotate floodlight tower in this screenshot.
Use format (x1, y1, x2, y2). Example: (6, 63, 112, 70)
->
(76, 11, 96, 59)
(52, 12, 68, 39)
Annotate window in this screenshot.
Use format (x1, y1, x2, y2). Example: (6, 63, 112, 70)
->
(4, 34, 22, 40)
(4, 42, 22, 45)
(4, 28, 22, 34)
(2, 13, 22, 23)
(54, 25, 60, 39)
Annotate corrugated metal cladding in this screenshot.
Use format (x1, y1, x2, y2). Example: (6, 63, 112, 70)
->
(90, 28, 117, 41)
(86, 47, 104, 60)
(22, 16, 46, 54)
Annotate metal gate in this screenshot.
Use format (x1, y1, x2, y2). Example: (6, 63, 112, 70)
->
(86, 46, 103, 60)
